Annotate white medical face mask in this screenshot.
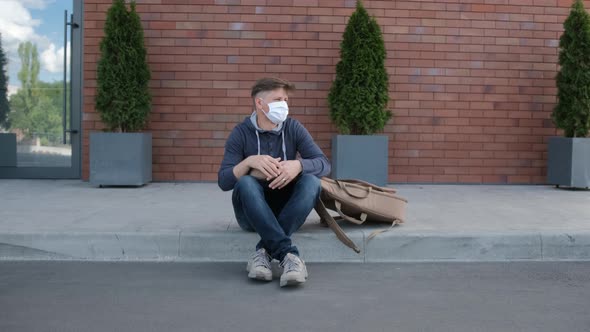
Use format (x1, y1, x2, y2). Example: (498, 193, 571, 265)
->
(262, 100, 289, 125)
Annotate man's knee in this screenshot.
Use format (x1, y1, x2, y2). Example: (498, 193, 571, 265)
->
(297, 174, 320, 197)
(234, 175, 261, 193)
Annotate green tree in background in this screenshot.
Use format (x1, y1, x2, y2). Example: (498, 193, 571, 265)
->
(9, 41, 64, 145)
(553, 0, 590, 138)
(0, 34, 9, 129)
(95, 0, 151, 132)
(328, 0, 391, 135)
(17, 42, 40, 109)
(9, 42, 41, 139)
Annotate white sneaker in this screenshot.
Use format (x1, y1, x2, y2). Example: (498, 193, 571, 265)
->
(246, 248, 272, 281)
(279, 253, 308, 287)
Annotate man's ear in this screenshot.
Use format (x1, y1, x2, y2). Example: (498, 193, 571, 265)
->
(253, 97, 261, 111)
(255, 97, 265, 111)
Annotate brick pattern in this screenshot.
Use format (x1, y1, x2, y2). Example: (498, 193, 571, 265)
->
(82, 0, 583, 183)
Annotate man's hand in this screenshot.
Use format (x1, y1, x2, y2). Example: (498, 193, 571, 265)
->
(247, 155, 282, 180)
(248, 168, 267, 180)
(269, 160, 302, 190)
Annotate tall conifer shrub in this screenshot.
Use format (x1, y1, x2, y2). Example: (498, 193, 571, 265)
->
(553, 0, 590, 138)
(96, 0, 151, 132)
(328, 1, 391, 135)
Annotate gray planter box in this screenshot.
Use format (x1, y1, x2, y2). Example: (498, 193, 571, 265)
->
(547, 137, 590, 189)
(0, 133, 17, 167)
(331, 135, 389, 186)
(90, 133, 152, 187)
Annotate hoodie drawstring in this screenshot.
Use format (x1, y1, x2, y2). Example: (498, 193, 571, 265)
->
(281, 131, 287, 161)
(255, 131, 261, 156)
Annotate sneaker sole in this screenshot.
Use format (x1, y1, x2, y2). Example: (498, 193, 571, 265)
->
(279, 270, 308, 287)
(247, 262, 272, 281)
(248, 270, 272, 281)
(280, 276, 306, 287)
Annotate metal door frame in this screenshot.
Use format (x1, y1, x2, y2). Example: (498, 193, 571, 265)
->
(0, 0, 83, 179)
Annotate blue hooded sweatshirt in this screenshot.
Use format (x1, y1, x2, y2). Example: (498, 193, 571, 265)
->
(218, 114, 331, 191)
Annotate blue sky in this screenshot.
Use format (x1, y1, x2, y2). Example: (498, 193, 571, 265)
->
(1, 0, 73, 94)
(32, 2, 72, 48)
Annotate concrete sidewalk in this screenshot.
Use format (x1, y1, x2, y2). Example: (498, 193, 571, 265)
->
(0, 179, 589, 262)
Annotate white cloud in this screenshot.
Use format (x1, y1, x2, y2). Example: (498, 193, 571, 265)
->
(19, 0, 53, 10)
(0, 0, 63, 85)
(41, 42, 69, 73)
(0, 1, 42, 50)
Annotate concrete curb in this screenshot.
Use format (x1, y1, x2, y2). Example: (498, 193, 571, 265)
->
(1, 230, 590, 262)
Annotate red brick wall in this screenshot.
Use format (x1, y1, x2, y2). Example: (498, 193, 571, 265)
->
(83, 0, 584, 184)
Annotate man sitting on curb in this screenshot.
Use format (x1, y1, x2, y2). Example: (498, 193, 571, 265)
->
(217, 77, 331, 287)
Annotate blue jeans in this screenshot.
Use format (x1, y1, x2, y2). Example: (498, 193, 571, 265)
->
(232, 174, 320, 261)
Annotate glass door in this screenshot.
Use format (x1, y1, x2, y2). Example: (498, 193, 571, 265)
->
(0, 0, 81, 178)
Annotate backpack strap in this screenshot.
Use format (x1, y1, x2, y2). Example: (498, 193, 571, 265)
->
(336, 180, 372, 199)
(334, 201, 367, 225)
(337, 179, 397, 193)
(367, 219, 402, 241)
(314, 199, 361, 254)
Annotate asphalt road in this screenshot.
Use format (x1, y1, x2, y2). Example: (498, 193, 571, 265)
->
(1, 261, 589, 332)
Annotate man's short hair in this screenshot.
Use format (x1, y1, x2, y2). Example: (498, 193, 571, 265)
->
(251, 77, 296, 98)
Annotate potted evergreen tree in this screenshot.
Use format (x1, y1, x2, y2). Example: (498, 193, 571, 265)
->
(90, 0, 152, 186)
(327, 0, 392, 186)
(548, 0, 590, 189)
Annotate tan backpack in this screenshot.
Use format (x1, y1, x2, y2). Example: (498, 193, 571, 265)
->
(314, 177, 408, 253)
